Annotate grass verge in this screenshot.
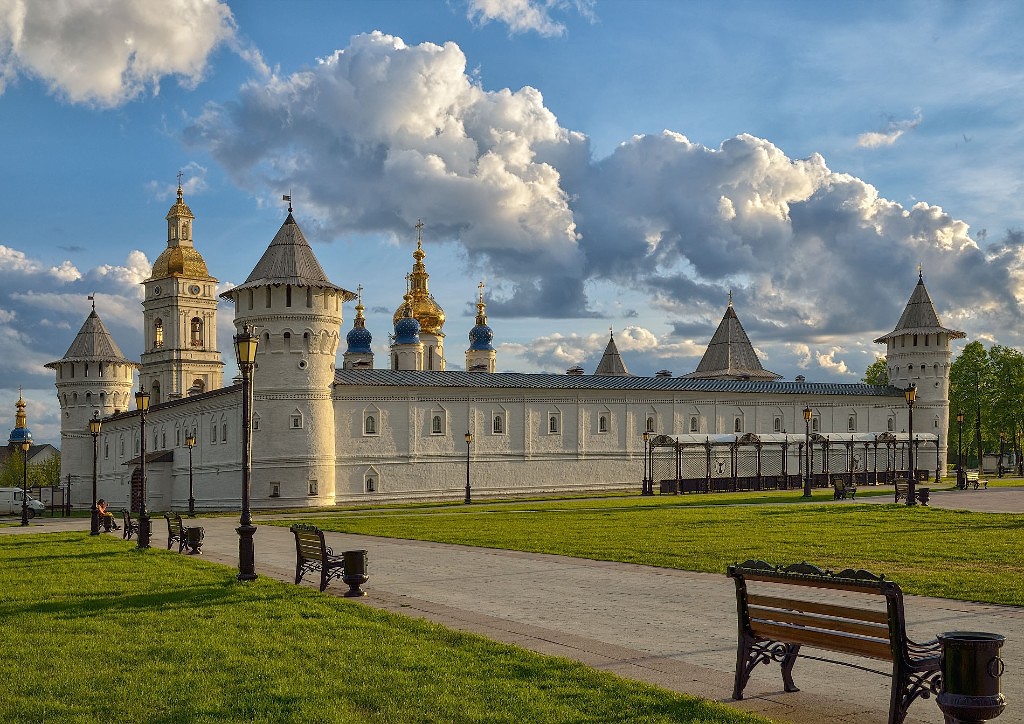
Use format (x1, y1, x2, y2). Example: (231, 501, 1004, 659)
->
(0, 533, 766, 724)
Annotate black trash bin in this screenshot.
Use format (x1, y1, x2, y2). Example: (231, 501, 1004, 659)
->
(936, 631, 1007, 723)
(342, 549, 368, 597)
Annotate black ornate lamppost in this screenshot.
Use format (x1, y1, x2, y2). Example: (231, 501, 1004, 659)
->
(956, 411, 965, 489)
(642, 431, 651, 495)
(89, 413, 102, 535)
(234, 325, 259, 581)
(135, 386, 152, 548)
(18, 438, 31, 526)
(998, 432, 1006, 478)
(905, 384, 917, 507)
(802, 406, 813, 497)
(464, 431, 473, 504)
(186, 431, 196, 517)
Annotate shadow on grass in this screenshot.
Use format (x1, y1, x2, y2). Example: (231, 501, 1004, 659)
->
(0, 581, 245, 619)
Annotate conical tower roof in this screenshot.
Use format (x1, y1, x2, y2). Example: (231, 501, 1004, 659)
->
(45, 302, 135, 367)
(226, 213, 355, 300)
(874, 273, 965, 342)
(680, 300, 781, 380)
(594, 331, 631, 376)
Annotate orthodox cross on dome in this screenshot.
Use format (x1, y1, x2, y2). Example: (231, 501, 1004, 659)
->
(415, 219, 424, 244)
(357, 284, 363, 304)
(177, 169, 183, 188)
(478, 280, 485, 303)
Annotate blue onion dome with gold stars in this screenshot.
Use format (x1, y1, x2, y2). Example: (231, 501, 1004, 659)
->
(8, 390, 33, 446)
(468, 281, 494, 351)
(394, 294, 421, 344)
(346, 288, 373, 354)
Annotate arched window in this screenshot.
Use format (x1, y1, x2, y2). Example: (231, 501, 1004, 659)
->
(774, 417, 782, 433)
(549, 415, 559, 434)
(848, 414, 856, 432)
(812, 418, 820, 432)
(493, 415, 504, 434)
(154, 319, 164, 348)
(191, 317, 203, 347)
(221, 422, 228, 442)
(285, 285, 292, 307)
(598, 415, 608, 433)
(646, 417, 655, 433)
(431, 415, 443, 434)
(888, 418, 895, 432)
(690, 416, 699, 433)
(283, 331, 291, 352)
(734, 417, 743, 433)
(365, 415, 377, 435)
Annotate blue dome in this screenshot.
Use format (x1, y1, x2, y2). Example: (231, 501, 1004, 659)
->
(394, 315, 421, 345)
(346, 326, 373, 354)
(8, 427, 32, 446)
(468, 323, 494, 351)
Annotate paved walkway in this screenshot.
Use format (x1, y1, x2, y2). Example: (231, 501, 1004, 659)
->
(5, 487, 1022, 724)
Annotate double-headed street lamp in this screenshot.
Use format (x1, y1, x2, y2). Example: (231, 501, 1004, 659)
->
(234, 325, 259, 581)
(186, 431, 196, 517)
(905, 384, 917, 507)
(464, 431, 473, 504)
(802, 406, 813, 497)
(956, 411, 965, 489)
(136, 386, 151, 547)
(89, 413, 102, 535)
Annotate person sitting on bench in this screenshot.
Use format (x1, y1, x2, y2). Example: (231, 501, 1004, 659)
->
(96, 499, 119, 531)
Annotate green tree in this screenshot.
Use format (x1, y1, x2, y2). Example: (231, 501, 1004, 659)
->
(0, 450, 23, 488)
(862, 357, 888, 385)
(948, 341, 990, 468)
(29, 452, 61, 489)
(987, 345, 1024, 474)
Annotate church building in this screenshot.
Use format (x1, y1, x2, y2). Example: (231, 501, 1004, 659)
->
(46, 187, 961, 510)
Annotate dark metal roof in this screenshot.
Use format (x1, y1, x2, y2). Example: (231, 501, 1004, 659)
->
(45, 309, 136, 368)
(594, 333, 631, 376)
(681, 303, 781, 380)
(874, 275, 965, 342)
(333, 369, 902, 397)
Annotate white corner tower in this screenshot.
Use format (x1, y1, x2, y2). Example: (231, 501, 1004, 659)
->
(46, 298, 138, 502)
(139, 181, 224, 403)
(220, 203, 356, 507)
(874, 272, 965, 475)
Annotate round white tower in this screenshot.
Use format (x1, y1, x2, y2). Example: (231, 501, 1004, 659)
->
(874, 272, 965, 476)
(220, 207, 356, 507)
(45, 299, 138, 504)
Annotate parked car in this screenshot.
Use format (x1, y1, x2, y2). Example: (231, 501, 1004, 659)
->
(0, 487, 46, 517)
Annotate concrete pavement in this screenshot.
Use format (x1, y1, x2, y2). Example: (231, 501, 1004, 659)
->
(4, 488, 1023, 724)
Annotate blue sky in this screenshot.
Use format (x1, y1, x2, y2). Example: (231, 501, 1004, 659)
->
(2, 0, 1023, 445)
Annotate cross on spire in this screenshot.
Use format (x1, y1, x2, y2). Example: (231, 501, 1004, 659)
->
(415, 219, 424, 246)
(478, 280, 485, 303)
(177, 169, 183, 188)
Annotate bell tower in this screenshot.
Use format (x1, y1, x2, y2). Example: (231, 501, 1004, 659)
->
(139, 179, 223, 403)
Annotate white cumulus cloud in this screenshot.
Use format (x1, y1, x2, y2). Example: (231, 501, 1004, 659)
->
(0, 0, 236, 107)
(856, 111, 923, 148)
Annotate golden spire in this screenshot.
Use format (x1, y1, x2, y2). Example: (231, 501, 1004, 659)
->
(354, 284, 366, 328)
(475, 281, 488, 325)
(14, 387, 27, 430)
(394, 220, 445, 334)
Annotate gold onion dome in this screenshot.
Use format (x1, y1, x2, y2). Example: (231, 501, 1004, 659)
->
(151, 246, 210, 278)
(392, 220, 445, 335)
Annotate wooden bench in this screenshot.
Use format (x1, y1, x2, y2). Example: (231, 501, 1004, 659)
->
(832, 478, 856, 500)
(728, 560, 940, 724)
(163, 512, 203, 553)
(290, 523, 345, 592)
(965, 471, 988, 490)
(121, 508, 138, 541)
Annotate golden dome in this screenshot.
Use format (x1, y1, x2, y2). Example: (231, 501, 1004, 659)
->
(392, 220, 445, 335)
(150, 245, 210, 279)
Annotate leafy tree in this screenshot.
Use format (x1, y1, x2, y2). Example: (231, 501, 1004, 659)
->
(949, 341, 989, 467)
(29, 452, 61, 489)
(862, 357, 888, 385)
(0, 450, 24, 488)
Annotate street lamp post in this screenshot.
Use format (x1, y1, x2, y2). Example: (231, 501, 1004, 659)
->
(642, 431, 651, 495)
(234, 325, 259, 581)
(956, 411, 965, 489)
(803, 407, 813, 497)
(19, 439, 31, 526)
(136, 387, 151, 548)
(464, 431, 473, 504)
(905, 384, 917, 507)
(89, 413, 102, 535)
(186, 431, 196, 517)
(998, 432, 1006, 478)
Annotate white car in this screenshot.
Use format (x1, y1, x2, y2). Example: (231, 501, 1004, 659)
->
(0, 487, 46, 518)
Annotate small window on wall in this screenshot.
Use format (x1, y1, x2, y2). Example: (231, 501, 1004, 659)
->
(812, 418, 820, 432)
(221, 423, 228, 442)
(734, 417, 743, 433)
(104, 442, 109, 459)
(365, 476, 376, 493)
(269, 482, 280, 498)
(549, 414, 560, 434)
(598, 415, 608, 433)
(290, 412, 303, 429)
(210, 420, 217, 444)
(308, 480, 318, 496)
(431, 412, 445, 435)
(646, 417, 655, 433)
(252, 414, 261, 432)
(492, 415, 504, 435)
(364, 413, 378, 435)
(888, 418, 895, 432)
(848, 415, 856, 432)
(690, 416, 699, 433)
(774, 417, 783, 433)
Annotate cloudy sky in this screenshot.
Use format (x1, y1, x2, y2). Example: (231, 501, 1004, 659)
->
(2, 0, 1022, 445)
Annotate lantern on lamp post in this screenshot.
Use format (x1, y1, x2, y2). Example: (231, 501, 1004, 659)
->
(956, 411, 965, 489)
(803, 407, 813, 497)
(186, 431, 196, 517)
(905, 384, 917, 506)
(464, 431, 473, 504)
(234, 325, 259, 581)
(89, 413, 102, 535)
(135, 386, 152, 547)
(642, 431, 651, 495)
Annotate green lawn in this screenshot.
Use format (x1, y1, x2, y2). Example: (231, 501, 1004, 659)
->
(290, 499, 1024, 606)
(0, 533, 767, 724)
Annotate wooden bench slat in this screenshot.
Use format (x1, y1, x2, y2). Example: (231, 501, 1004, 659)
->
(749, 605, 890, 639)
(742, 572, 886, 594)
(747, 593, 889, 624)
(750, 619, 894, 661)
